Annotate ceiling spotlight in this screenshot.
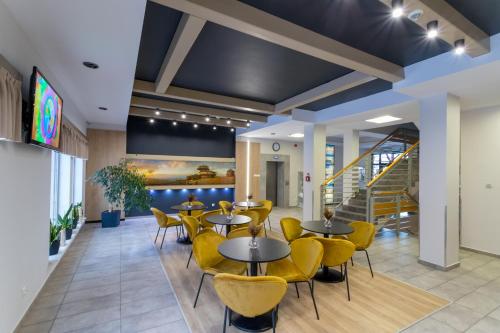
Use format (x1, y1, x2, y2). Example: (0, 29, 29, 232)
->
(98, 106, 107, 111)
(172, 121, 177, 126)
(226, 119, 231, 125)
(230, 128, 235, 132)
(391, 0, 404, 18)
(213, 126, 217, 130)
(83, 61, 99, 69)
(149, 118, 155, 124)
(454, 39, 465, 55)
(205, 116, 210, 122)
(181, 113, 187, 119)
(193, 123, 198, 128)
(155, 111, 160, 116)
(246, 120, 251, 127)
(426, 20, 438, 39)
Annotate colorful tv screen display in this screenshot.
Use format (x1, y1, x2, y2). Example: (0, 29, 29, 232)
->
(30, 68, 63, 149)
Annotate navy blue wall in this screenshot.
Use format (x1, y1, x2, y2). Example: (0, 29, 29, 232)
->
(128, 188, 234, 217)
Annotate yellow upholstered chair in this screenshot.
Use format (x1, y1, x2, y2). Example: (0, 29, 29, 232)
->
(280, 217, 316, 243)
(182, 215, 212, 269)
(178, 201, 205, 219)
(192, 232, 247, 308)
(248, 207, 270, 236)
(151, 208, 182, 249)
(227, 226, 265, 239)
(219, 201, 233, 215)
(198, 209, 221, 232)
(347, 221, 376, 278)
(213, 273, 288, 333)
(266, 238, 323, 319)
(259, 200, 273, 230)
(314, 238, 355, 300)
(234, 210, 259, 231)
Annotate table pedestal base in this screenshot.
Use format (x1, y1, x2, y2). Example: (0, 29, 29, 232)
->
(314, 266, 344, 283)
(231, 311, 275, 332)
(176, 236, 191, 244)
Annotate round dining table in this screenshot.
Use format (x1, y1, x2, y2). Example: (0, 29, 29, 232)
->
(170, 204, 206, 244)
(302, 220, 354, 283)
(218, 237, 290, 332)
(205, 214, 251, 235)
(234, 201, 263, 208)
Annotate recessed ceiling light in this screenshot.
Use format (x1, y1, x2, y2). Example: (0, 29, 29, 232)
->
(230, 128, 235, 132)
(426, 20, 438, 39)
(83, 61, 99, 69)
(205, 116, 210, 122)
(288, 133, 304, 138)
(454, 39, 465, 55)
(366, 115, 402, 124)
(193, 123, 198, 128)
(391, 0, 404, 18)
(213, 126, 217, 130)
(226, 119, 231, 125)
(149, 118, 155, 124)
(246, 120, 251, 127)
(98, 107, 107, 111)
(172, 121, 177, 126)
(181, 113, 187, 119)
(155, 111, 160, 116)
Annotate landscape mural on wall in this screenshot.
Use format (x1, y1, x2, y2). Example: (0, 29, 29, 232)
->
(127, 158, 235, 186)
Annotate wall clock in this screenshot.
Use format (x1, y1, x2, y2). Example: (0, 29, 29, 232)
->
(272, 142, 280, 152)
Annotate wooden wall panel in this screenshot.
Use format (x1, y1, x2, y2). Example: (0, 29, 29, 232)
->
(235, 141, 260, 202)
(85, 129, 126, 221)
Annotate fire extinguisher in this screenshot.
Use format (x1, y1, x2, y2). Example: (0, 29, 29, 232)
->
(305, 173, 311, 182)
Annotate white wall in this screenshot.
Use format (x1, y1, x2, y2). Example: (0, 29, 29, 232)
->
(461, 106, 500, 255)
(0, 142, 51, 333)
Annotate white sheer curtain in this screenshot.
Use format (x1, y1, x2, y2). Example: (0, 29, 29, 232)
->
(0, 66, 22, 141)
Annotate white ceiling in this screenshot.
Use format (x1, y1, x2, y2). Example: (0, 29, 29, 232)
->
(3, 0, 146, 129)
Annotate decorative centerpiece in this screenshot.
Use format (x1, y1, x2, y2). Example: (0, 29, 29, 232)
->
(187, 194, 195, 208)
(323, 208, 334, 228)
(226, 204, 234, 221)
(247, 194, 253, 202)
(248, 220, 262, 249)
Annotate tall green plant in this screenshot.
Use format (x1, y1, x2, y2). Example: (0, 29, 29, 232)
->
(58, 204, 74, 230)
(49, 221, 62, 244)
(91, 159, 151, 213)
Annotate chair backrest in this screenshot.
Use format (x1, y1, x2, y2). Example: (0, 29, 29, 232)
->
(227, 226, 265, 239)
(290, 238, 324, 279)
(237, 210, 259, 225)
(193, 231, 226, 269)
(259, 200, 273, 213)
(347, 221, 376, 250)
(219, 201, 233, 215)
(151, 207, 168, 227)
(314, 238, 355, 267)
(182, 215, 201, 241)
(280, 217, 303, 242)
(213, 273, 288, 318)
(179, 201, 205, 217)
(248, 207, 270, 224)
(198, 209, 221, 229)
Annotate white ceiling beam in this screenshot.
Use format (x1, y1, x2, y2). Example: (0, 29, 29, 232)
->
(129, 106, 249, 128)
(379, 0, 489, 57)
(130, 96, 267, 122)
(134, 80, 274, 114)
(275, 72, 377, 113)
(155, 13, 206, 93)
(151, 0, 404, 82)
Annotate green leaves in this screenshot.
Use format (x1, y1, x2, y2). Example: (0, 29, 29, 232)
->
(49, 220, 62, 244)
(58, 204, 74, 230)
(91, 159, 152, 213)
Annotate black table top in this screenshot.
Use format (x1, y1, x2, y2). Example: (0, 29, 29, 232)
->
(205, 214, 252, 226)
(234, 201, 263, 208)
(218, 237, 290, 264)
(170, 204, 206, 211)
(302, 220, 354, 236)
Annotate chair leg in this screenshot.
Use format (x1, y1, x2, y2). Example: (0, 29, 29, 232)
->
(294, 282, 300, 298)
(228, 307, 232, 326)
(259, 263, 262, 274)
(223, 306, 228, 333)
(351, 256, 354, 266)
(160, 228, 167, 249)
(340, 264, 343, 275)
(345, 263, 351, 301)
(155, 227, 160, 243)
(193, 273, 207, 308)
(364, 250, 374, 278)
(264, 226, 268, 237)
(307, 281, 320, 320)
(272, 307, 277, 333)
(267, 216, 272, 231)
(175, 226, 179, 238)
(186, 250, 193, 269)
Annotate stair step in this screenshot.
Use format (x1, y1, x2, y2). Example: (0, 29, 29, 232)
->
(335, 209, 366, 219)
(332, 215, 359, 224)
(341, 204, 366, 213)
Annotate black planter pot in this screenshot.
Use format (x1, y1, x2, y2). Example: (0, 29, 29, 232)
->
(49, 240, 60, 256)
(65, 228, 73, 240)
(72, 217, 78, 229)
(101, 210, 121, 228)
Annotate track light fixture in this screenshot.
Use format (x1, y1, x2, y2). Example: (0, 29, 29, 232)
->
(181, 112, 187, 119)
(155, 110, 160, 116)
(246, 120, 251, 127)
(454, 39, 465, 55)
(226, 119, 231, 125)
(391, 0, 404, 18)
(205, 115, 210, 122)
(426, 20, 438, 39)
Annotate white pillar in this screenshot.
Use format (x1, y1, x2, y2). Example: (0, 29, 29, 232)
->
(342, 130, 359, 200)
(303, 124, 326, 221)
(419, 94, 460, 269)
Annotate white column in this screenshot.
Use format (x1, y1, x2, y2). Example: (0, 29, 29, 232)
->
(303, 124, 326, 221)
(342, 130, 359, 200)
(419, 94, 460, 269)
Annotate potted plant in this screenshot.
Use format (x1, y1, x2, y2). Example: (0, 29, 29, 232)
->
(72, 203, 81, 229)
(91, 159, 151, 228)
(59, 205, 74, 241)
(49, 221, 62, 256)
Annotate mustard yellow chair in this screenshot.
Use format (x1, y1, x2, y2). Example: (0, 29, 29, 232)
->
(234, 210, 259, 231)
(213, 273, 288, 333)
(151, 208, 183, 249)
(347, 221, 376, 278)
(219, 200, 233, 215)
(227, 226, 265, 239)
(266, 238, 324, 319)
(259, 199, 273, 230)
(280, 217, 316, 243)
(248, 207, 270, 237)
(178, 200, 205, 219)
(198, 209, 221, 232)
(182, 215, 213, 269)
(192, 232, 247, 308)
(314, 238, 355, 300)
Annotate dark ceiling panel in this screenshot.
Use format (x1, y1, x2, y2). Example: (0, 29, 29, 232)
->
(444, 0, 500, 35)
(302, 79, 392, 111)
(135, 2, 182, 82)
(239, 0, 451, 66)
(171, 22, 353, 104)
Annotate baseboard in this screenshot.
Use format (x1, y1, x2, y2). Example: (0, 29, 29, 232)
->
(460, 246, 500, 259)
(418, 259, 460, 271)
(86, 218, 125, 223)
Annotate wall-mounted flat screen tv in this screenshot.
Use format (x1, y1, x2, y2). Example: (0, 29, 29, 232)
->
(28, 67, 63, 150)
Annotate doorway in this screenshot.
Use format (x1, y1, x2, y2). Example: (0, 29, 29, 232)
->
(266, 161, 285, 207)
